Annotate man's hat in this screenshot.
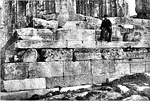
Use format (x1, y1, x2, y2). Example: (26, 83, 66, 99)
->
(104, 14, 108, 17)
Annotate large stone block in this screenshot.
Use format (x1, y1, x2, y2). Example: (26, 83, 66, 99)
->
(55, 28, 71, 41)
(144, 53, 150, 62)
(15, 40, 67, 48)
(64, 61, 81, 76)
(56, 28, 95, 41)
(91, 60, 102, 75)
(146, 62, 150, 72)
(3, 78, 46, 92)
(28, 62, 63, 78)
(64, 61, 91, 76)
(46, 76, 64, 89)
(62, 21, 86, 29)
(42, 49, 73, 61)
(63, 76, 76, 87)
(33, 18, 58, 32)
(131, 62, 146, 73)
(82, 41, 96, 48)
(114, 61, 130, 75)
(2, 63, 28, 80)
(102, 60, 116, 73)
(75, 74, 92, 85)
(67, 41, 83, 48)
(17, 28, 53, 40)
(75, 53, 91, 60)
(82, 30, 95, 41)
(0, 91, 29, 100)
(92, 74, 107, 84)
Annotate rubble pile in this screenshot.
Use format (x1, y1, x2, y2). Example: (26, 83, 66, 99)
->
(29, 73, 150, 100)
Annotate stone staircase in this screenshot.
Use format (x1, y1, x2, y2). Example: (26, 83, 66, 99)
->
(1, 16, 150, 100)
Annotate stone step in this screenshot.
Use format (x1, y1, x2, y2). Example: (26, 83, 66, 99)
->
(17, 28, 53, 40)
(2, 78, 46, 92)
(14, 40, 150, 49)
(55, 28, 96, 41)
(15, 40, 67, 49)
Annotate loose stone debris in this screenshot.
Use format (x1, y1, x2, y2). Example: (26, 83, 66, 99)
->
(29, 73, 150, 100)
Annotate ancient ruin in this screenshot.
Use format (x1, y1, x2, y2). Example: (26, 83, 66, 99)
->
(0, 0, 150, 100)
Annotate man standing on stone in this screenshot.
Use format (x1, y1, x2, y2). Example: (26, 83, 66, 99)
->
(100, 14, 112, 42)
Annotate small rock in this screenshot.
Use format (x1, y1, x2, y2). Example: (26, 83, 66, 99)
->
(49, 94, 65, 100)
(22, 49, 38, 62)
(117, 85, 130, 93)
(142, 88, 150, 98)
(122, 95, 149, 101)
(106, 91, 123, 100)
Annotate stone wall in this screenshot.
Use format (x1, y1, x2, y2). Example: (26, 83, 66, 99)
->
(1, 0, 150, 100)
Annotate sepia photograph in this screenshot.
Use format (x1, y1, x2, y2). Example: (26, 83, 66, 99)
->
(0, 0, 150, 100)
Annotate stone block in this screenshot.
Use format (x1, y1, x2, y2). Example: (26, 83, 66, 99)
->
(75, 74, 92, 85)
(102, 60, 116, 73)
(146, 62, 150, 72)
(114, 61, 130, 75)
(144, 53, 150, 62)
(82, 41, 96, 48)
(0, 91, 28, 100)
(22, 49, 38, 62)
(63, 76, 76, 87)
(82, 29, 95, 41)
(55, 28, 71, 41)
(67, 41, 83, 48)
(131, 62, 146, 73)
(90, 53, 102, 60)
(15, 40, 67, 48)
(17, 28, 53, 40)
(80, 61, 91, 75)
(64, 61, 81, 76)
(75, 53, 91, 60)
(62, 21, 86, 29)
(91, 60, 103, 75)
(64, 61, 91, 76)
(43, 49, 73, 61)
(3, 78, 46, 92)
(66, 29, 83, 41)
(43, 14, 57, 21)
(33, 18, 58, 32)
(46, 76, 64, 89)
(28, 62, 63, 78)
(92, 74, 107, 84)
(2, 63, 28, 80)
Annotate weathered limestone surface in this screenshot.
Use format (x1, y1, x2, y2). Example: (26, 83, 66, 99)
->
(33, 18, 58, 32)
(56, 28, 95, 41)
(15, 40, 67, 48)
(135, 0, 150, 18)
(2, 63, 28, 80)
(131, 62, 146, 73)
(3, 78, 46, 92)
(28, 62, 63, 78)
(46, 76, 64, 89)
(42, 49, 73, 61)
(17, 28, 53, 40)
(64, 61, 91, 76)
(146, 62, 150, 73)
(114, 61, 130, 75)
